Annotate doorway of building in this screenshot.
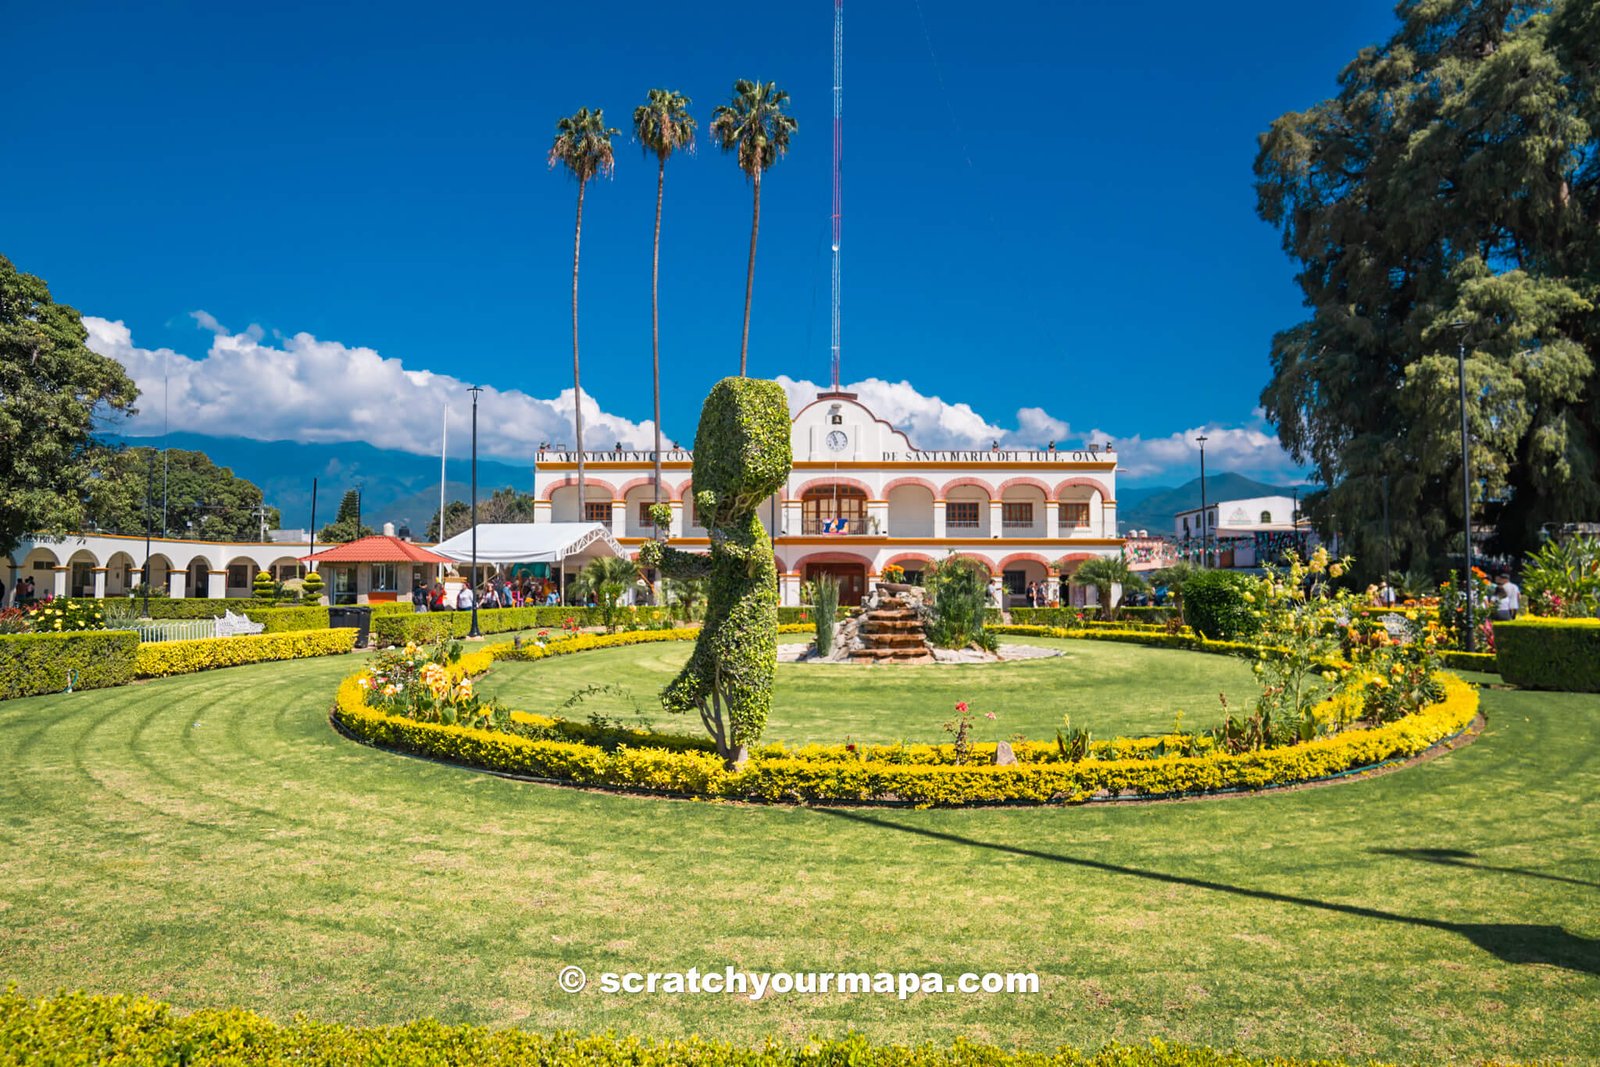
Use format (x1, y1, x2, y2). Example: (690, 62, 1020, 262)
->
(805, 562, 867, 606)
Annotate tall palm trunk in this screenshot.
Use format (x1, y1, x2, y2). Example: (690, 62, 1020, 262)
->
(651, 156, 665, 514)
(572, 177, 587, 524)
(738, 164, 762, 376)
(649, 155, 666, 604)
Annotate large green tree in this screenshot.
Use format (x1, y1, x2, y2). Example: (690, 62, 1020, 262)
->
(549, 108, 619, 520)
(0, 255, 139, 554)
(425, 487, 537, 541)
(85, 447, 279, 541)
(1255, 0, 1599, 573)
(711, 80, 798, 376)
(318, 489, 372, 544)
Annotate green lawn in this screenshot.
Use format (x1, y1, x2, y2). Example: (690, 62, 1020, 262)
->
(0, 643, 1596, 1064)
(477, 637, 1259, 744)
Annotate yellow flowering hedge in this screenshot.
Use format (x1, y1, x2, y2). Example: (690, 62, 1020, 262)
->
(5, 989, 1549, 1066)
(332, 628, 1479, 807)
(136, 628, 357, 678)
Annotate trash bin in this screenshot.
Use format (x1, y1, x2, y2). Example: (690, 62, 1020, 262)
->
(328, 606, 373, 648)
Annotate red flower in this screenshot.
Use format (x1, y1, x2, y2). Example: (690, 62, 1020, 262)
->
(955, 701, 969, 713)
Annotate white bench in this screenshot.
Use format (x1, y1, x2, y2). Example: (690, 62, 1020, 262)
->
(214, 610, 265, 637)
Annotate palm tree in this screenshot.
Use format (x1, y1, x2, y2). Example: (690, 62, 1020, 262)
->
(571, 555, 642, 632)
(1070, 555, 1148, 621)
(633, 90, 696, 516)
(710, 80, 798, 375)
(548, 108, 619, 518)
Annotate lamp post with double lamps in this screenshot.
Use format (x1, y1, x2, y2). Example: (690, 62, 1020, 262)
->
(1195, 434, 1209, 568)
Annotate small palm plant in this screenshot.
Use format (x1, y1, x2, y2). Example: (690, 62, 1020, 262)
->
(710, 79, 798, 375)
(1070, 554, 1147, 621)
(665, 576, 708, 623)
(572, 556, 640, 632)
(813, 575, 840, 656)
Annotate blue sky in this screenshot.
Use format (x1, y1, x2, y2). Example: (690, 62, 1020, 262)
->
(4, 1, 1399, 484)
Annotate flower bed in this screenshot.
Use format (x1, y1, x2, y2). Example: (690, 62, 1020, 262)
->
(372, 605, 679, 646)
(134, 628, 357, 678)
(332, 628, 1478, 807)
(1493, 618, 1600, 692)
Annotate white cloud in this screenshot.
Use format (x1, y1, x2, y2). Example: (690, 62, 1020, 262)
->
(86, 315, 1305, 483)
(778, 375, 1306, 484)
(85, 314, 658, 462)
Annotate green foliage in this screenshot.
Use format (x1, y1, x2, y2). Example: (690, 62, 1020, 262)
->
(1493, 618, 1600, 692)
(6, 990, 1557, 1067)
(371, 605, 672, 646)
(134, 628, 356, 678)
(570, 556, 641, 632)
(1521, 534, 1600, 617)
(302, 570, 325, 602)
(925, 554, 994, 651)
(1069, 554, 1147, 621)
(0, 630, 138, 699)
(16, 597, 108, 632)
(812, 575, 839, 656)
(664, 576, 707, 622)
(426, 488, 538, 541)
(1182, 570, 1259, 640)
(1255, 2, 1600, 564)
(252, 570, 276, 599)
(318, 490, 372, 543)
(84, 446, 278, 541)
(637, 377, 792, 766)
(0, 254, 139, 554)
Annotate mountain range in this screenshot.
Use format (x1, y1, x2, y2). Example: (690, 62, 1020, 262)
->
(102, 433, 1300, 540)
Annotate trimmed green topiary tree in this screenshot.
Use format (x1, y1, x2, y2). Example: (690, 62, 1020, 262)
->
(1182, 569, 1259, 640)
(301, 570, 325, 604)
(638, 377, 792, 768)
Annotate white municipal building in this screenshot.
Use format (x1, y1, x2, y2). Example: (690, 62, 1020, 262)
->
(533, 390, 1125, 607)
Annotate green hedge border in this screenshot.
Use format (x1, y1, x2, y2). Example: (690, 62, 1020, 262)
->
(332, 628, 1479, 808)
(0, 631, 139, 699)
(1493, 617, 1600, 691)
(135, 629, 357, 678)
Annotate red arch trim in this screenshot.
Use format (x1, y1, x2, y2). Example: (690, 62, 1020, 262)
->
(1053, 477, 1110, 501)
(882, 552, 936, 570)
(996, 552, 1054, 572)
(995, 477, 1052, 497)
(542, 476, 619, 502)
(617, 477, 676, 501)
(882, 477, 938, 496)
(939, 477, 996, 498)
(795, 476, 874, 498)
(789, 550, 876, 572)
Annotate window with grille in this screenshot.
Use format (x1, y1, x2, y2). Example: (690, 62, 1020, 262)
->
(1001, 502, 1033, 527)
(638, 502, 659, 527)
(946, 501, 981, 528)
(584, 501, 611, 523)
(1059, 502, 1091, 527)
(802, 486, 866, 534)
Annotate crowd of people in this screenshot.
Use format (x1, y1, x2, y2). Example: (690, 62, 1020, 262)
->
(409, 574, 567, 613)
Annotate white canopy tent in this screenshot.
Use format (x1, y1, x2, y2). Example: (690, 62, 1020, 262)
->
(431, 522, 625, 567)
(431, 522, 629, 604)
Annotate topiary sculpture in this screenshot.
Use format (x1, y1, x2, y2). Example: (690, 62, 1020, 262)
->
(637, 377, 792, 768)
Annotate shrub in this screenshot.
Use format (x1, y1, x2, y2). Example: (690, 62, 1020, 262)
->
(1441, 649, 1498, 673)
(1521, 534, 1600, 617)
(252, 570, 277, 599)
(926, 554, 993, 651)
(0, 631, 139, 699)
(4, 990, 1551, 1066)
(1493, 618, 1600, 692)
(812, 575, 839, 656)
(245, 605, 330, 632)
(20, 597, 108, 632)
(135, 628, 357, 678)
(1181, 570, 1259, 640)
(372, 606, 673, 646)
(333, 627, 1478, 807)
(301, 570, 325, 602)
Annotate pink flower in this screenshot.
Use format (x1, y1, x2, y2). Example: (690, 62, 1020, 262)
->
(984, 712, 996, 720)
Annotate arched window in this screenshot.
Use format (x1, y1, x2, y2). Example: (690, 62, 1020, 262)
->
(1260, 510, 1273, 524)
(802, 485, 867, 534)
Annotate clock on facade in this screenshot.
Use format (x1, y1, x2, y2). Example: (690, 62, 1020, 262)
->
(824, 430, 849, 453)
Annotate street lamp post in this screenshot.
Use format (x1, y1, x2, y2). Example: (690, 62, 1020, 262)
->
(1381, 474, 1392, 589)
(468, 385, 483, 639)
(1452, 322, 1476, 652)
(1196, 434, 1209, 568)
(142, 448, 155, 618)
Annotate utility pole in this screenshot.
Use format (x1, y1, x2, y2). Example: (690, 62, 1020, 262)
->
(468, 385, 483, 639)
(141, 449, 155, 618)
(1381, 474, 1392, 587)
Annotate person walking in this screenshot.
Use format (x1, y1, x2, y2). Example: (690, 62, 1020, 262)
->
(1492, 573, 1520, 621)
(411, 581, 429, 612)
(456, 583, 475, 612)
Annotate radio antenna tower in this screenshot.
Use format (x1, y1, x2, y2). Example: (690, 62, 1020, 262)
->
(830, 0, 843, 390)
